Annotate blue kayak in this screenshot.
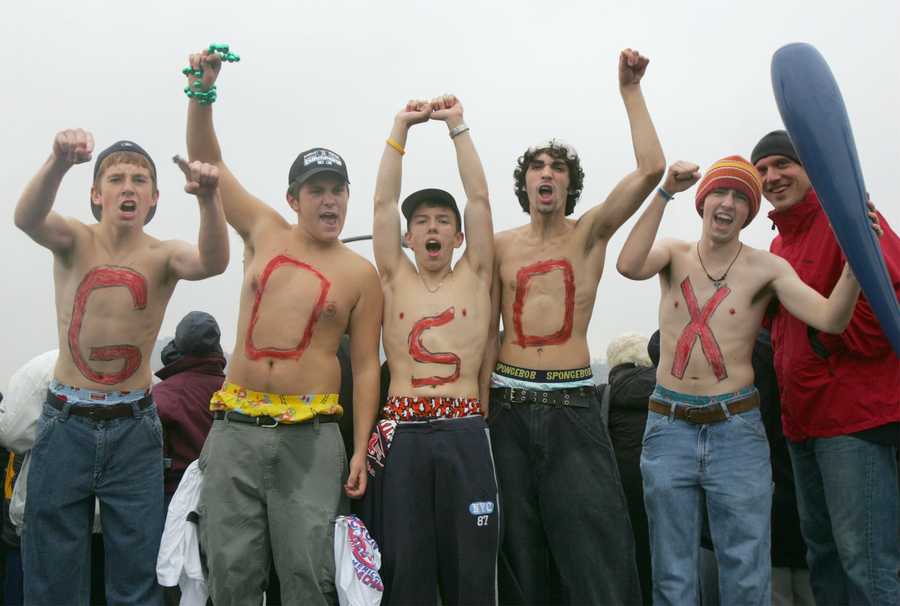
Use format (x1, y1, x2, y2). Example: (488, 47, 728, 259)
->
(771, 42, 900, 357)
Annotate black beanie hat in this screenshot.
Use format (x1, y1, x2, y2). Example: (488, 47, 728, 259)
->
(751, 130, 801, 166)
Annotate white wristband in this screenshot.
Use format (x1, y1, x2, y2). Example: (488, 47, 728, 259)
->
(449, 124, 470, 139)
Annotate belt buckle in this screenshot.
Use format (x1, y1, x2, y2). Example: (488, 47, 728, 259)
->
(259, 416, 279, 428)
(85, 407, 100, 421)
(683, 406, 701, 424)
(509, 388, 525, 404)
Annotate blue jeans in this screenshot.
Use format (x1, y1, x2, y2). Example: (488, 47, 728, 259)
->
(788, 435, 899, 605)
(23, 395, 164, 606)
(641, 386, 772, 606)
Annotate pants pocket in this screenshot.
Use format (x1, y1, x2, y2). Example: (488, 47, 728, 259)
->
(729, 408, 768, 441)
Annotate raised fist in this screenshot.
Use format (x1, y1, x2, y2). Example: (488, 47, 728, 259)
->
(174, 155, 219, 199)
(663, 161, 702, 194)
(619, 48, 650, 87)
(430, 94, 463, 125)
(53, 129, 94, 165)
(396, 99, 432, 127)
(186, 49, 223, 93)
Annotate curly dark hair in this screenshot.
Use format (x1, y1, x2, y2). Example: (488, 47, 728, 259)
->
(513, 142, 585, 216)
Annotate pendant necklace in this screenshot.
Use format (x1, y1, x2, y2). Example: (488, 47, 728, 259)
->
(420, 269, 452, 294)
(697, 242, 742, 289)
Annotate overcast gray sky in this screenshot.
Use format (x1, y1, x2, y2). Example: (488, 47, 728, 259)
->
(2, 0, 898, 390)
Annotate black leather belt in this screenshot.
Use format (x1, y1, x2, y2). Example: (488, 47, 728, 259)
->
(490, 386, 595, 408)
(47, 393, 153, 420)
(213, 410, 339, 428)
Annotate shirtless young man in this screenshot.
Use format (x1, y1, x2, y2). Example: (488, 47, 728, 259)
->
(15, 131, 228, 605)
(616, 156, 866, 606)
(486, 49, 664, 605)
(184, 49, 382, 605)
(369, 95, 497, 605)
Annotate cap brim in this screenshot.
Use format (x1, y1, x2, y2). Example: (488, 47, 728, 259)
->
(401, 188, 459, 221)
(293, 167, 350, 187)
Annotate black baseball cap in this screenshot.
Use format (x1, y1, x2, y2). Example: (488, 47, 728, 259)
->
(288, 148, 350, 189)
(401, 188, 462, 229)
(91, 140, 158, 224)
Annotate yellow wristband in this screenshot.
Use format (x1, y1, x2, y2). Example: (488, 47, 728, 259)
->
(386, 137, 405, 156)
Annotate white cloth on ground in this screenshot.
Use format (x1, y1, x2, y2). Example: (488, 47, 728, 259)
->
(157, 460, 207, 606)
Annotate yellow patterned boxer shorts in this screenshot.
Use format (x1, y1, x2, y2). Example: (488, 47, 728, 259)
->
(209, 381, 342, 423)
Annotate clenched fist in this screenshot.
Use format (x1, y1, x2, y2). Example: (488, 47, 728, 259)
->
(53, 129, 94, 166)
(662, 161, 702, 195)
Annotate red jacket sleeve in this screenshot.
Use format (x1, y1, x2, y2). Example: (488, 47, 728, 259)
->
(832, 212, 900, 357)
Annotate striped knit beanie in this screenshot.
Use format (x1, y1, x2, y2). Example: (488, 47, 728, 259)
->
(695, 155, 762, 227)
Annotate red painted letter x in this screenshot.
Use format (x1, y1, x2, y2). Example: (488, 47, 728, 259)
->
(671, 277, 730, 381)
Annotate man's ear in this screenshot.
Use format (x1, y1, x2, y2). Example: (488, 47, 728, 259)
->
(286, 192, 299, 212)
(454, 231, 465, 249)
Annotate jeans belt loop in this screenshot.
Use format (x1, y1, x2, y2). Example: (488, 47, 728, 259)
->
(59, 400, 73, 422)
(313, 414, 320, 433)
(718, 400, 731, 419)
(130, 400, 144, 417)
(668, 401, 676, 421)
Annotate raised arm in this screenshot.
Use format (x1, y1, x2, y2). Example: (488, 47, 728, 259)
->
(580, 49, 665, 246)
(617, 161, 701, 280)
(166, 156, 230, 281)
(14, 129, 93, 254)
(372, 100, 431, 280)
(771, 257, 861, 334)
(344, 265, 384, 499)
(479, 257, 503, 413)
(185, 49, 278, 240)
(430, 95, 494, 279)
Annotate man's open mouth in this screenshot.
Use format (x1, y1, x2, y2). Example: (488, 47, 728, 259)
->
(426, 239, 442, 255)
(713, 212, 734, 225)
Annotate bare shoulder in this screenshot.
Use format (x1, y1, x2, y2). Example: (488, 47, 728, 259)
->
(338, 244, 379, 282)
(664, 238, 693, 258)
(251, 211, 293, 241)
(744, 245, 788, 274)
(494, 225, 528, 255)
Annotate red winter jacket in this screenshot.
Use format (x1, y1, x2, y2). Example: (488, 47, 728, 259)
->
(768, 189, 900, 441)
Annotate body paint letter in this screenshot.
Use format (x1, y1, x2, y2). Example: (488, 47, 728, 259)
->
(512, 259, 575, 348)
(408, 307, 460, 387)
(246, 255, 331, 360)
(671, 277, 729, 381)
(68, 266, 148, 385)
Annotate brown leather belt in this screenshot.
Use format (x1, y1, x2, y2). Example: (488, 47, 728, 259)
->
(648, 391, 759, 425)
(47, 393, 153, 420)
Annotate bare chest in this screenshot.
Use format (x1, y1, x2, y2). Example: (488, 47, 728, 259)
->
(242, 249, 354, 337)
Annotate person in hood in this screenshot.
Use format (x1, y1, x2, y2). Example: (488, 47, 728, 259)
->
(154, 311, 226, 501)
